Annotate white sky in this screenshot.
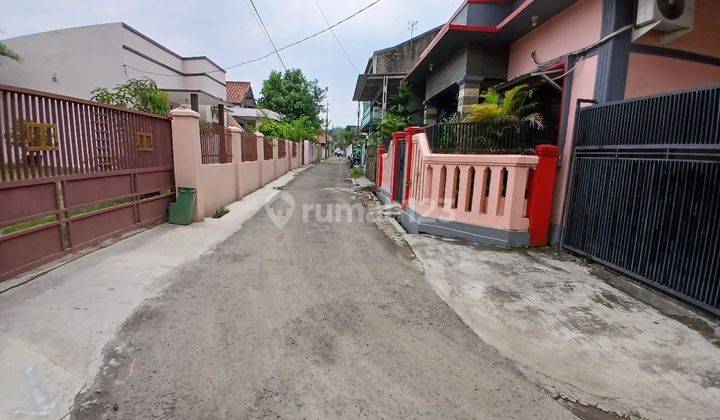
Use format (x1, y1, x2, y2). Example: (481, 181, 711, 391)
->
(1, 0, 460, 127)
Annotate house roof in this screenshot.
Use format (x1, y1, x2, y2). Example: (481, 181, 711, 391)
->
(226, 81, 253, 104)
(404, 0, 579, 84)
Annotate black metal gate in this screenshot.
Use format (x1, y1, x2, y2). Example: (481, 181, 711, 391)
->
(562, 86, 720, 316)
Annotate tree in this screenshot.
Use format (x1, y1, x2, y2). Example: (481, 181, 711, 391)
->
(379, 82, 416, 135)
(258, 116, 318, 143)
(0, 41, 21, 62)
(258, 69, 326, 131)
(335, 126, 358, 147)
(91, 78, 169, 115)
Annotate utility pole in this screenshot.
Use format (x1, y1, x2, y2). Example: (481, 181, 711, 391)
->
(325, 99, 329, 145)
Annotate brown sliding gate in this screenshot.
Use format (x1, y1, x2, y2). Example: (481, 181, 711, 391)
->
(0, 84, 174, 282)
(562, 86, 720, 315)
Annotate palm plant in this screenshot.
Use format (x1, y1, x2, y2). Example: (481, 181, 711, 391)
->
(0, 41, 21, 62)
(465, 85, 544, 130)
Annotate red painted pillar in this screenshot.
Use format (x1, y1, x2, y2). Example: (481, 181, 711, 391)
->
(376, 144, 386, 188)
(391, 131, 405, 201)
(402, 127, 423, 209)
(527, 144, 560, 247)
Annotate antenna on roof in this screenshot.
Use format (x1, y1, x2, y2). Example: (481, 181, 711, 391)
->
(408, 20, 418, 57)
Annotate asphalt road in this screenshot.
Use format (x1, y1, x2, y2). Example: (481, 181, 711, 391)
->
(72, 158, 574, 419)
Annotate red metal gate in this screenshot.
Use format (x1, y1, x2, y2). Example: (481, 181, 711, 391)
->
(0, 85, 174, 282)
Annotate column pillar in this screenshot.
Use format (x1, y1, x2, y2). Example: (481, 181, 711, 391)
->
(457, 81, 482, 116)
(170, 107, 203, 221)
(229, 125, 243, 199)
(423, 105, 438, 125)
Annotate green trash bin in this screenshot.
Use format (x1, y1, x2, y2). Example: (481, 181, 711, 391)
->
(169, 187, 197, 225)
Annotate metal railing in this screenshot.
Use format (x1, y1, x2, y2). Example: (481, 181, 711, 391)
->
(263, 138, 273, 160)
(199, 121, 232, 164)
(0, 84, 172, 181)
(424, 122, 539, 155)
(240, 132, 258, 162)
(278, 139, 286, 159)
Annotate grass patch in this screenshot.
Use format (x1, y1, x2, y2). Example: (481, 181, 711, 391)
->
(0, 214, 57, 235)
(212, 207, 229, 218)
(348, 166, 364, 179)
(68, 197, 133, 217)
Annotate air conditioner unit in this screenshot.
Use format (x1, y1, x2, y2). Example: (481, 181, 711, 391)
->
(633, 0, 695, 45)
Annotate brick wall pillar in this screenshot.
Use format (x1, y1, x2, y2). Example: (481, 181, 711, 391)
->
(457, 81, 482, 115)
(170, 107, 204, 221)
(229, 125, 243, 199)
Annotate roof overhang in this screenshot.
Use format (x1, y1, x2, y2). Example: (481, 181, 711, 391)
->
(164, 89, 231, 107)
(405, 0, 579, 84)
(492, 67, 565, 92)
(352, 74, 406, 102)
(229, 107, 282, 121)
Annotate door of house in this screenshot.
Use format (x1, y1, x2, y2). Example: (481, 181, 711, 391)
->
(562, 86, 720, 316)
(394, 140, 406, 203)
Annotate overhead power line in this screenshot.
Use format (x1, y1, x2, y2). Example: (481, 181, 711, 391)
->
(313, 0, 359, 73)
(246, 0, 288, 71)
(124, 0, 382, 78)
(220, 0, 382, 72)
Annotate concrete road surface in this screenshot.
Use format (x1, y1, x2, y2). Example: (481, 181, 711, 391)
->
(72, 159, 574, 419)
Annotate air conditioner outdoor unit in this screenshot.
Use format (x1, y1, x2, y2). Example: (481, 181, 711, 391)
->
(634, 0, 695, 45)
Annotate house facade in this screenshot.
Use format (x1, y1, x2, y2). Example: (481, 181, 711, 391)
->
(226, 81, 281, 128)
(352, 27, 440, 132)
(0, 22, 229, 122)
(371, 0, 720, 314)
(395, 0, 720, 239)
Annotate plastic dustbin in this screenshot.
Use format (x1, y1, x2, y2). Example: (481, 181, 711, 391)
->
(168, 187, 197, 225)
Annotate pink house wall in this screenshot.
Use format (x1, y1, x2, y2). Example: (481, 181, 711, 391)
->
(261, 142, 277, 186)
(170, 109, 311, 221)
(552, 55, 599, 226)
(626, 0, 720, 98)
(199, 164, 237, 217)
(507, 0, 603, 79)
(625, 54, 720, 98)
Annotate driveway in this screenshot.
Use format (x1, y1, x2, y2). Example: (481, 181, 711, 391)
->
(72, 159, 573, 418)
(407, 235, 720, 419)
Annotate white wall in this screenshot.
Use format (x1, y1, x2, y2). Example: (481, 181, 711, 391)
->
(1, 23, 226, 104)
(0, 23, 126, 98)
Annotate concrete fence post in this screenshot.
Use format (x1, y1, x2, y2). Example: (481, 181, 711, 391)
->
(229, 125, 243, 199)
(257, 133, 266, 186)
(528, 144, 560, 246)
(170, 107, 204, 221)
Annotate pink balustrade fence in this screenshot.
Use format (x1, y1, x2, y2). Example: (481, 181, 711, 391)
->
(378, 128, 559, 246)
(0, 84, 174, 282)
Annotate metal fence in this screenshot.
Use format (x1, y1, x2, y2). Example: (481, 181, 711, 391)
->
(278, 139, 286, 159)
(199, 121, 232, 164)
(364, 145, 377, 181)
(263, 138, 273, 160)
(0, 84, 174, 282)
(424, 122, 538, 154)
(241, 131, 258, 162)
(0, 84, 173, 181)
(563, 86, 720, 315)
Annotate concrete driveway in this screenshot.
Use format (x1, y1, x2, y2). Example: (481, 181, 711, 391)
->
(69, 159, 573, 419)
(407, 235, 720, 419)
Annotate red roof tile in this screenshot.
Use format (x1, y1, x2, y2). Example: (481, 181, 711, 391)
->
(226, 81, 252, 104)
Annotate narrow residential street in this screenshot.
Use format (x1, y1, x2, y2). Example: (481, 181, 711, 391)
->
(72, 159, 573, 419)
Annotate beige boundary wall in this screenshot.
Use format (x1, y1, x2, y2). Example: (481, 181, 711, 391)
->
(170, 107, 309, 221)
